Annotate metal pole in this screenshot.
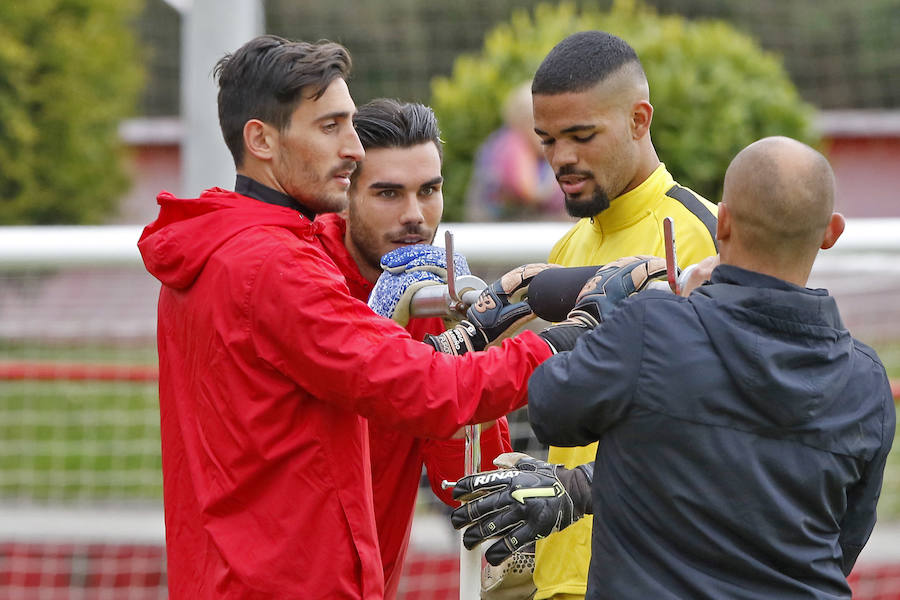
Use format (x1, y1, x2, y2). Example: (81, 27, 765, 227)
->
(181, 0, 263, 196)
(459, 422, 482, 599)
(446, 228, 483, 599)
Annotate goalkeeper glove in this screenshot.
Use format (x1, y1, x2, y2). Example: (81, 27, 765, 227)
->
(424, 263, 557, 355)
(368, 244, 471, 327)
(538, 255, 668, 353)
(450, 452, 593, 566)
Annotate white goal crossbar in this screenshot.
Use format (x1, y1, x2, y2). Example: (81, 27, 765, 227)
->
(0, 218, 898, 269)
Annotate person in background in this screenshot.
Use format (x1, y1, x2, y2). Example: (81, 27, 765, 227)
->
(466, 81, 567, 222)
(315, 97, 513, 598)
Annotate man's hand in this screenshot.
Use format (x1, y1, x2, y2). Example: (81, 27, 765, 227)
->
(678, 255, 719, 296)
(368, 245, 471, 326)
(450, 452, 592, 566)
(538, 255, 667, 352)
(424, 263, 557, 355)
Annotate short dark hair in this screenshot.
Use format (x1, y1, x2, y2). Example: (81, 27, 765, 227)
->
(214, 35, 351, 167)
(532, 31, 643, 95)
(352, 98, 443, 161)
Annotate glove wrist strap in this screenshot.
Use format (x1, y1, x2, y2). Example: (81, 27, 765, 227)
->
(556, 464, 593, 518)
(425, 321, 486, 355)
(538, 321, 591, 354)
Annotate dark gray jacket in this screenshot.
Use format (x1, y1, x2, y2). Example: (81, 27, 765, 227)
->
(529, 264, 895, 599)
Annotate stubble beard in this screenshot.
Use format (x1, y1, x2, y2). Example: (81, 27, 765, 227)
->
(314, 190, 350, 215)
(347, 211, 386, 274)
(283, 156, 355, 215)
(348, 217, 438, 276)
(314, 161, 358, 214)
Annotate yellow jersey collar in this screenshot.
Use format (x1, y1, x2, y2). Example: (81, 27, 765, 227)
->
(591, 164, 674, 233)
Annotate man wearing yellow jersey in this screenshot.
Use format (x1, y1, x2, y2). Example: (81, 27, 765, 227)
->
(530, 30, 718, 600)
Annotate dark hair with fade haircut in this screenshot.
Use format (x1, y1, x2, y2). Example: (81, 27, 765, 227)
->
(214, 34, 351, 167)
(532, 30, 644, 95)
(352, 98, 443, 161)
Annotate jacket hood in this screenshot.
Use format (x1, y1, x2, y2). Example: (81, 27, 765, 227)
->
(692, 264, 854, 427)
(138, 189, 322, 289)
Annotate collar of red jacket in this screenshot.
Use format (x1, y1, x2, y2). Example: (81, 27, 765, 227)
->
(137, 188, 324, 289)
(315, 212, 374, 300)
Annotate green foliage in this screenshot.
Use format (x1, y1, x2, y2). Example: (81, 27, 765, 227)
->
(431, 0, 817, 220)
(0, 0, 143, 224)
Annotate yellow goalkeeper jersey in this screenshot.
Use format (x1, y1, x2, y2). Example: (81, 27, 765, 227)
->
(535, 164, 718, 599)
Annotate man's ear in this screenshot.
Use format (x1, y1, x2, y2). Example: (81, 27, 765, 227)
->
(631, 100, 653, 139)
(243, 119, 276, 162)
(820, 212, 846, 250)
(716, 202, 730, 243)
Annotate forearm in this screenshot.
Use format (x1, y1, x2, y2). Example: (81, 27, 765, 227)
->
(270, 292, 548, 438)
(529, 300, 645, 445)
(528, 355, 607, 447)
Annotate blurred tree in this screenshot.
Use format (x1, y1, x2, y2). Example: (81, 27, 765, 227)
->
(431, 0, 817, 221)
(0, 0, 143, 224)
(138, 1, 900, 116)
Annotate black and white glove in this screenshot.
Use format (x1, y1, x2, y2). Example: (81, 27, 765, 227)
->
(538, 255, 668, 353)
(450, 452, 592, 566)
(368, 244, 471, 327)
(425, 263, 558, 355)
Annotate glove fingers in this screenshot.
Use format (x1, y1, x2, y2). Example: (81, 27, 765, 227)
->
(461, 510, 522, 550)
(484, 312, 536, 348)
(483, 538, 515, 567)
(380, 245, 447, 270)
(572, 256, 668, 322)
(450, 498, 495, 530)
(483, 528, 538, 567)
(498, 263, 556, 299)
(379, 245, 472, 276)
(468, 300, 536, 345)
(451, 489, 514, 529)
(628, 257, 668, 292)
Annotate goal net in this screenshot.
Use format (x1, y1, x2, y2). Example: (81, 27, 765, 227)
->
(0, 222, 898, 599)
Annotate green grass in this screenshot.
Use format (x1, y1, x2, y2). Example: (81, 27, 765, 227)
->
(0, 340, 158, 365)
(0, 379, 162, 502)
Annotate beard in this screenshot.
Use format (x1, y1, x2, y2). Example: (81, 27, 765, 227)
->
(279, 157, 356, 215)
(347, 214, 437, 274)
(557, 166, 612, 219)
(565, 188, 611, 219)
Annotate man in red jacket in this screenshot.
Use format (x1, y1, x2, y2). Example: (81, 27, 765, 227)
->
(316, 97, 513, 598)
(136, 35, 601, 599)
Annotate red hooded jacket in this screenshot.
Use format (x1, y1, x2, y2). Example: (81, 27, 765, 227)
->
(137, 189, 551, 599)
(316, 213, 513, 597)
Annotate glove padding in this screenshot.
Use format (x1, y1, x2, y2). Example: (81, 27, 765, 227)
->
(425, 263, 557, 355)
(368, 245, 471, 327)
(481, 549, 536, 600)
(450, 452, 590, 566)
(538, 255, 667, 353)
(572, 255, 668, 324)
